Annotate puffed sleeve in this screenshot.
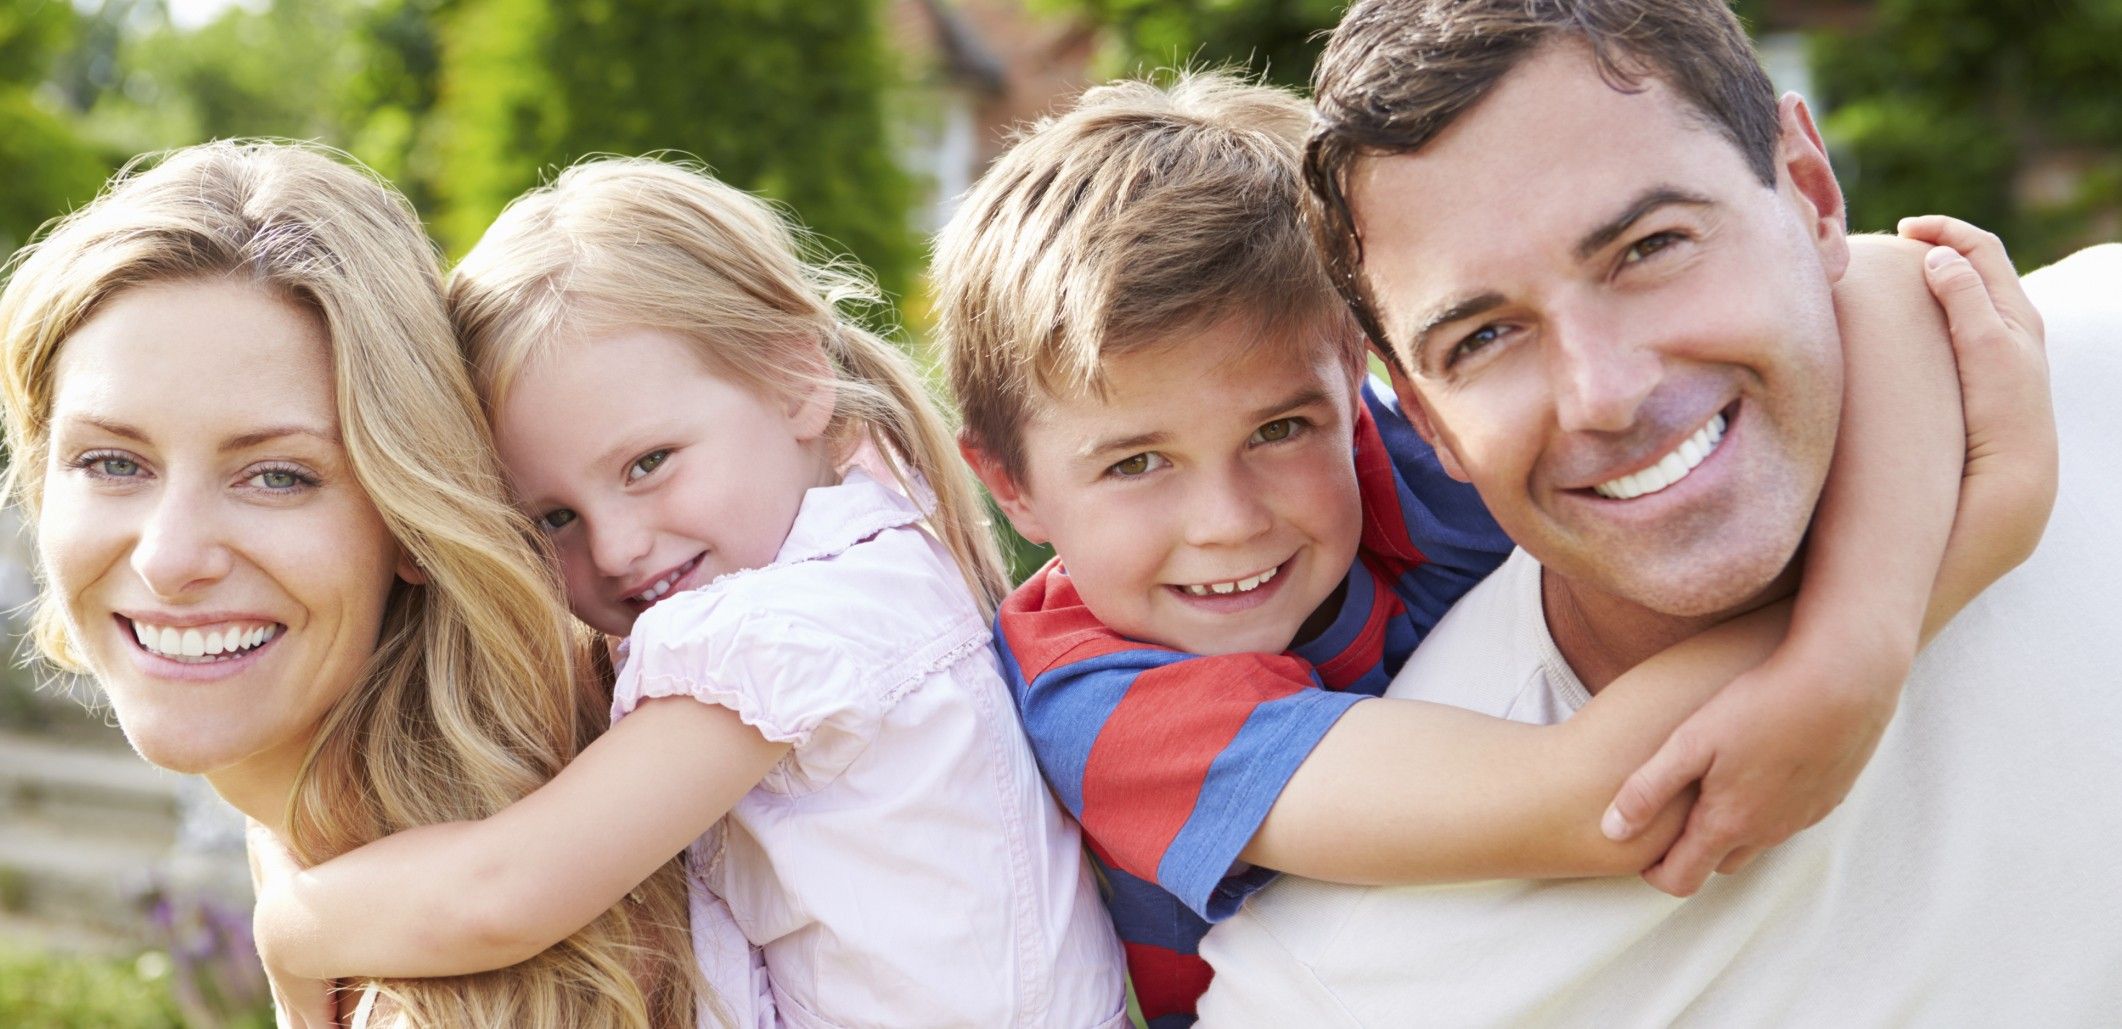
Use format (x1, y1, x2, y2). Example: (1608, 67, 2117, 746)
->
(612, 584, 881, 794)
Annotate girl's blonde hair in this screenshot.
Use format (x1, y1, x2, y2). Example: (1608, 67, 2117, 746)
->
(0, 141, 699, 1027)
(449, 157, 1008, 612)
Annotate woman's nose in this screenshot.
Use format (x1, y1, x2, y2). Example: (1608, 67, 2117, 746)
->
(129, 488, 234, 599)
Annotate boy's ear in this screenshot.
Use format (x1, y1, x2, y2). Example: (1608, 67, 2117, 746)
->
(1776, 92, 1850, 284)
(959, 434, 1050, 545)
(1385, 362, 1471, 484)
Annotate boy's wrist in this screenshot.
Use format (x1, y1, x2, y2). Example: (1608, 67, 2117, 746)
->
(1776, 615, 1916, 705)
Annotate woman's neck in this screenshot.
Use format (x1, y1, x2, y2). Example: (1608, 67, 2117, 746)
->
(204, 738, 311, 836)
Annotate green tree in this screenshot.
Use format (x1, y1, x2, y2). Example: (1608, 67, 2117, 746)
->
(1811, 0, 2122, 269)
(433, 0, 918, 298)
(0, 0, 105, 258)
(1039, 0, 1341, 86)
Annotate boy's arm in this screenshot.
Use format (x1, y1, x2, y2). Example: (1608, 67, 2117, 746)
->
(1602, 230, 2053, 896)
(252, 697, 788, 980)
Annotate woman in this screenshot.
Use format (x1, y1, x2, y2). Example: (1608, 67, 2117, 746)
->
(0, 140, 700, 1027)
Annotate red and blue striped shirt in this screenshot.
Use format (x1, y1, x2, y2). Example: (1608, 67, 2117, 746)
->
(995, 383, 1513, 1026)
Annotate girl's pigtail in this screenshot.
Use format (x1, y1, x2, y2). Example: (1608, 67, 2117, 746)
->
(824, 321, 1011, 617)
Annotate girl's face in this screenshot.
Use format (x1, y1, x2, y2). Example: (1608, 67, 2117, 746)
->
(40, 279, 411, 811)
(494, 328, 836, 637)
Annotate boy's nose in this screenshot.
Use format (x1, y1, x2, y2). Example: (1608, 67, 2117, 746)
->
(1181, 468, 1274, 548)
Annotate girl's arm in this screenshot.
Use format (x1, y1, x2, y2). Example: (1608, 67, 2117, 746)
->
(252, 697, 789, 981)
(1243, 232, 2053, 886)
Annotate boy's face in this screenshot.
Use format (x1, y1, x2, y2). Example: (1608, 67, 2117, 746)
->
(974, 320, 1364, 655)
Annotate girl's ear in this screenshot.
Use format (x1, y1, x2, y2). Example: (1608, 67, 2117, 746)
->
(786, 341, 838, 441)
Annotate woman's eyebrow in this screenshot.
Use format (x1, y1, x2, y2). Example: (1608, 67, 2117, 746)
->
(221, 425, 342, 452)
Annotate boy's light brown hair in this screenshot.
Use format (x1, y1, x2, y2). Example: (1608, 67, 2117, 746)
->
(933, 70, 1363, 481)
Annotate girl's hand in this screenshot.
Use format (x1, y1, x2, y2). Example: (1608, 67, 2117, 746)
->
(248, 821, 340, 1029)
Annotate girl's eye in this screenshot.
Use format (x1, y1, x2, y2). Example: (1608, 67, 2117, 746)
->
(1108, 452, 1165, 478)
(1624, 230, 1684, 265)
(627, 449, 671, 483)
(538, 509, 578, 532)
(1251, 418, 1303, 444)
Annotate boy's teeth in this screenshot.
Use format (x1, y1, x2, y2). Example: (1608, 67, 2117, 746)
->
(1181, 565, 1279, 598)
(131, 620, 280, 662)
(1594, 413, 1727, 500)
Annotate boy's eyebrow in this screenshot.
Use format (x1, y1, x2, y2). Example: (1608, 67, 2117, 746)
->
(1076, 385, 1334, 460)
(1249, 386, 1332, 423)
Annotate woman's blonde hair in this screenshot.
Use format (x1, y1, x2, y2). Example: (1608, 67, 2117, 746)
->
(0, 141, 698, 1027)
(449, 156, 1008, 612)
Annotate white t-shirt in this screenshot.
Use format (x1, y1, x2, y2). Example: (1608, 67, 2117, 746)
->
(1198, 245, 2122, 1026)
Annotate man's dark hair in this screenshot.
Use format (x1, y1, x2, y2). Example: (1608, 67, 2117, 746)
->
(1306, 0, 1780, 361)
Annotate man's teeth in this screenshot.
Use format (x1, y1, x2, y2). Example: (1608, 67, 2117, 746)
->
(1181, 566, 1278, 597)
(1594, 413, 1727, 500)
(131, 621, 279, 662)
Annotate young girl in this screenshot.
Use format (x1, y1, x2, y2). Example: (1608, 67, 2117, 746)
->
(252, 158, 1129, 1028)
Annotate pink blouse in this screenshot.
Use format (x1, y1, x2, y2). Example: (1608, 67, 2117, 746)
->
(612, 469, 1125, 1028)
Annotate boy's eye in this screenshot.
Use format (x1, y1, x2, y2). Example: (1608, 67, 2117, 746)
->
(538, 508, 578, 532)
(626, 449, 671, 483)
(1251, 418, 1302, 444)
(1108, 452, 1165, 478)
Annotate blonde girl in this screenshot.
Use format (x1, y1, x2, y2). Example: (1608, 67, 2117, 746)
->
(0, 141, 698, 1026)
(251, 158, 1127, 1027)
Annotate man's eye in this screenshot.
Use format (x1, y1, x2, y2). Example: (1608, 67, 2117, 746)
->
(1624, 231, 1684, 265)
(1449, 325, 1504, 367)
(1108, 453, 1162, 478)
(538, 509, 578, 532)
(1251, 418, 1302, 444)
(627, 449, 670, 483)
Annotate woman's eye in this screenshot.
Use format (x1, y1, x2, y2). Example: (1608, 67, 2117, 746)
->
(245, 466, 316, 491)
(627, 449, 670, 483)
(1251, 418, 1302, 444)
(92, 455, 141, 477)
(538, 509, 578, 532)
(1108, 452, 1162, 478)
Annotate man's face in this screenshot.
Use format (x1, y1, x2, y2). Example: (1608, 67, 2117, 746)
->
(971, 320, 1365, 656)
(1353, 42, 1850, 620)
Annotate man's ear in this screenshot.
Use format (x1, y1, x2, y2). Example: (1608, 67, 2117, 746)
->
(1776, 92, 1850, 283)
(959, 434, 1050, 544)
(1384, 361, 1471, 484)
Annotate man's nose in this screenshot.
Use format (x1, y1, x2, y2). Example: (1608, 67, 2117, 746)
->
(1181, 464, 1274, 549)
(130, 487, 234, 599)
(1547, 309, 1661, 434)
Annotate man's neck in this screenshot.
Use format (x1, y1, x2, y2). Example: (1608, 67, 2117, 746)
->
(1540, 563, 1799, 693)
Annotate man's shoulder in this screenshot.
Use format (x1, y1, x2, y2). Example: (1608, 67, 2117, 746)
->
(1383, 549, 1585, 722)
(2028, 243, 2122, 371)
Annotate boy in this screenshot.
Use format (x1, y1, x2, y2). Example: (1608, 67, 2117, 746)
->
(933, 72, 1980, 1026)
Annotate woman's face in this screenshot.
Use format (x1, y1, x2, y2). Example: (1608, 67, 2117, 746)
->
(39, 278, 411, 808)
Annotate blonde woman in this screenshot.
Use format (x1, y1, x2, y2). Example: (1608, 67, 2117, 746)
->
(0, 141, 699, 1027)
(246, 158, 1128, 1027)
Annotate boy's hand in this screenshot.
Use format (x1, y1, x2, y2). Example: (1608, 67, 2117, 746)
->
(248, 821, 340, 1029)
(1897, 215, 2056, 568)
(1599, 636, 1899, 897)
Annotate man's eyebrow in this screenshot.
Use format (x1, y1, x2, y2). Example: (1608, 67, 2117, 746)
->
(1573, 186, 1716, 261)
(1406, 292, 1507, 373)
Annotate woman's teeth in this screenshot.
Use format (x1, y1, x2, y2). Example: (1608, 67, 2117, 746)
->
(131, 621, 279, 662)
(1181, 565, 1278, 597)
(1594, 413, 1727, 500)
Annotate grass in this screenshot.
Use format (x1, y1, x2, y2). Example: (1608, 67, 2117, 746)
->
(0, 945, 187, 1028)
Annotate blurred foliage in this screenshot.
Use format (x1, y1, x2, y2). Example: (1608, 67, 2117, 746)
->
(0, 944, 188, 1027)
(431, 0, 918, 295)
(0, 0, 106, 256)
(1035, 0, 1337, 87)
(1811, 0, 2122, 269)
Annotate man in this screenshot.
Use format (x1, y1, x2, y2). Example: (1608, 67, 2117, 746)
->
(1196, 0, 2122, 1023)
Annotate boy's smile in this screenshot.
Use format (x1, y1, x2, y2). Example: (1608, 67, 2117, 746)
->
(975, 319, 1364, 656)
